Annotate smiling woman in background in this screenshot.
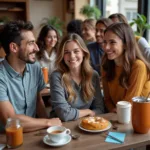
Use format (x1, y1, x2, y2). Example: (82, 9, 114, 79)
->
(102, 23, 150, 113)
(49, 33, 105, 121)
(36, 25, 59, 76)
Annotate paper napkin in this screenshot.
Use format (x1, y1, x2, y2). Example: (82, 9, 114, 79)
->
(105, 132, 126, 144)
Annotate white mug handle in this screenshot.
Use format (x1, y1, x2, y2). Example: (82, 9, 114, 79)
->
(65, 129, 71, 135)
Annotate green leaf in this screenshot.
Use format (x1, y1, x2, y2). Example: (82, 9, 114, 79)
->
(80, 5, 101, 20)
(129, 13, 150, 36)
(134, 31, 141, 36)
(140, 14, 147, 23)
(129, 22, 135, 26)
(144, 24, 150, 29)
(40, 17, 64, 37)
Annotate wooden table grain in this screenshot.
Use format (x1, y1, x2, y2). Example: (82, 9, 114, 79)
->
(0, 113, 150, 150)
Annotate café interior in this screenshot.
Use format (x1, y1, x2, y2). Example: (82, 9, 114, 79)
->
(0, 0, 150, 150)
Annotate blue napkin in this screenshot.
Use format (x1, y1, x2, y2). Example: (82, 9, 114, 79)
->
(105, 132, 126, 144)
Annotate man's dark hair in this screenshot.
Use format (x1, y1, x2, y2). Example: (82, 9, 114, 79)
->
(0, 20, 33, 55)
(67, 19, 83, 38)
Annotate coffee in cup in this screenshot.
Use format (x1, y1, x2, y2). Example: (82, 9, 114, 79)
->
(116, 101, 132, 124)
(47, 126, 71, 143)
(51, 130, 63, 134)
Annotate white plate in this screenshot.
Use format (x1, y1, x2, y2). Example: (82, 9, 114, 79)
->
(79, 121, 112, 133)
(43, 134, 71, 147)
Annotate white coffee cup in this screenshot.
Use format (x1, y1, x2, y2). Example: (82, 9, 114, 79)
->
(116, 101, 132, 124)
(47, 126, 71, 143)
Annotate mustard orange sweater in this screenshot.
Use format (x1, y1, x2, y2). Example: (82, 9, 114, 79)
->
(102, 60, 150, 112)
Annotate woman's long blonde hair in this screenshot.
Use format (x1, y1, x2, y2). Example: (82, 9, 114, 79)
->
(55, 33, 95, 102)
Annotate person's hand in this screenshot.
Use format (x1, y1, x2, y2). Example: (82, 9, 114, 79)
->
(47, 118, 62, 127)
(88, 110, 95, 117)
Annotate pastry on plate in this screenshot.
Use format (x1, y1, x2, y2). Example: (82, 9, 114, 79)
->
(81, 116, 109, 130)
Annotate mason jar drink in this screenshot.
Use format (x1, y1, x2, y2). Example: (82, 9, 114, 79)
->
(5, 118, 23, 148)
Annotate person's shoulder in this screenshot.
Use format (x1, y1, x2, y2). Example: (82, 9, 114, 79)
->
(92, 70, 99, 78)
(27, 61, 41, 70)
(0, 60, 5, 73)
(51, 70, 61, 78)
(132, 59, 146, 69)
(0, 61, 6, 80)
(87, 42, 97, 48)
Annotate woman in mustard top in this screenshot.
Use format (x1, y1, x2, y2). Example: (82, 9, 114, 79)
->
(102, 23, 150, 113)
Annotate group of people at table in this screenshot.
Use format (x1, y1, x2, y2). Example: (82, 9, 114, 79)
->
(0, 13, 150, 134)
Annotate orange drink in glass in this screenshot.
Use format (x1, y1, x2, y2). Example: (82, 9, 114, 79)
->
(5, 118, 23, 148)
(41, 67, 48, 84)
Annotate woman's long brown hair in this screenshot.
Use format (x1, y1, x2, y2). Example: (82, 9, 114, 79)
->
(102, 23, 150, 89)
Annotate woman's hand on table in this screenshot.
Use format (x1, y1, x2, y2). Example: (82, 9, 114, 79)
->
(88, 110, 95, 116)
(47, 118, 62, 127)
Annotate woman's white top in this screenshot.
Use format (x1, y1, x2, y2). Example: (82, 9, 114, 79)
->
(38, 50, 57, 76)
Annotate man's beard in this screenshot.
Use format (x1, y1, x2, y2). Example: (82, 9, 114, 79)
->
(18, 51, 36, 64)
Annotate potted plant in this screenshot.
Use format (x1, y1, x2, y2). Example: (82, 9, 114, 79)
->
(80, 5, 101, 20)
(130, 13, 150, 36)
(40, 17, 64, 37)
(0, 16, 9, 25)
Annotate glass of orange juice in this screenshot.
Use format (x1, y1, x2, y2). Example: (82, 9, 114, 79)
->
(5, 118, 23, 148)
(41, 67, 48, 84)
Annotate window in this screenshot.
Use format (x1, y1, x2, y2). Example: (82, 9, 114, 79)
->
(105, 0, 138, 23)
(126, 9, 137, 22)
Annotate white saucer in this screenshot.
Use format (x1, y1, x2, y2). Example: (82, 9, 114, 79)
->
(43, 135, 71, 147)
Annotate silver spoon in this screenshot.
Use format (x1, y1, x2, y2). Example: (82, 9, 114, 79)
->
(145, 92, 150, 102)
(70, 134, 80, 140)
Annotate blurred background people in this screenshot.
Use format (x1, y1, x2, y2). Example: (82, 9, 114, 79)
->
(87, 18, 113, 75)
(82, 18, 96, 44)
(108, 13, 128, 24)
(67, 19, 83, 38)
(49, 33, 105, 121)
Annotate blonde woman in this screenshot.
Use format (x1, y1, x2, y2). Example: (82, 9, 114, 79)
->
(82, 19, 96, 44)
(49, 33, 104, 121)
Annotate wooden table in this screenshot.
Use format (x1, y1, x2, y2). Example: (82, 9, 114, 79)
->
(0, 113, 150, 150)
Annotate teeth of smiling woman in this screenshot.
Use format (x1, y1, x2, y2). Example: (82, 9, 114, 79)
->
(69, 60, 76, 63)
(107, 51, 113, 54)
